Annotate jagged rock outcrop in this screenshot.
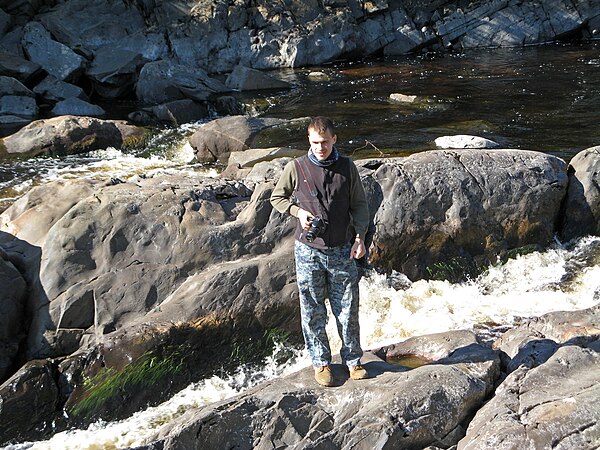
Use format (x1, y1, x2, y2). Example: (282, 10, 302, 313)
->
(458, 305, 600, 449)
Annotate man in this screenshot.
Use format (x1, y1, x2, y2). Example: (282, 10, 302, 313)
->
(270, 116, 370, 387)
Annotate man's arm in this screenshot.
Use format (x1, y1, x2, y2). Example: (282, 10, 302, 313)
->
(348, 161, 369, 259)
(270, 160, 315, 230)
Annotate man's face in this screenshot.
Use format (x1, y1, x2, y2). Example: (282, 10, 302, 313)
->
(308, 128, 337, 161)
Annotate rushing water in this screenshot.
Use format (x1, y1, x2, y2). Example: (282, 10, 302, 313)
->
(7, 236, 600, 450)
(2, 43, 600, 448)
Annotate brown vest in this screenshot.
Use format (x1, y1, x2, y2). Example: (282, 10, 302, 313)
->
(293, 154, 354, 249)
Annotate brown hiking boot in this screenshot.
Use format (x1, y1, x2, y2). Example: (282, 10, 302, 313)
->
(314, 365, 334, 386)
(349, 364, 369, 380)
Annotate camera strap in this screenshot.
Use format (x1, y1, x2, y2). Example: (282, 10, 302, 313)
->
(294, 158, 327, 219)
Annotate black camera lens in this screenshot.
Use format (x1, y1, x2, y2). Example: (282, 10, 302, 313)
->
(306, 217, 325, 242)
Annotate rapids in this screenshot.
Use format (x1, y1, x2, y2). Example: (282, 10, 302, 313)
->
(6, 236, 599, 450)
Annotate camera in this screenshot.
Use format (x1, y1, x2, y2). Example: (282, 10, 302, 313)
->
(305, 217, 327, 242)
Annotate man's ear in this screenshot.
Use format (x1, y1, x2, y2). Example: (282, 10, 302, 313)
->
(332, 134, 337, 144)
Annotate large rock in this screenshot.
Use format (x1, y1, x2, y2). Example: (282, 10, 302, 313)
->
(21, 21, 85, 81)
(150, 330, 500, 449)
(458, 305, 600, 449)
(0, 115, 145, 156)
(136, 60, 230, 105)
(0, 172, 296, 359)
(368, 149, 568, 280)
(561, 146, 600, 241)
(86, 47, 147, 98)
(189, 116, 301, 163)
(0, 76, 38, 124)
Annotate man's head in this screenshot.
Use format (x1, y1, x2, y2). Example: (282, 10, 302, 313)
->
(308, 116, 337, 161)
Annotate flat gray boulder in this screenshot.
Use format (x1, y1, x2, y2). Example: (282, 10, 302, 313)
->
(368, 149, 568, 280)
(561, 146, 600, 241)
(458, 343, 600, 450)
(21, 21, 85, 81)
(0, 115, 145, 156)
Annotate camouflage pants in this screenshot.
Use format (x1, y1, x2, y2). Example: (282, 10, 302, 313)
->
(294, 240, 363, 367)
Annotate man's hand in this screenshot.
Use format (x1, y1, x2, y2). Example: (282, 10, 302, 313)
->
(351, 238, 366, 259)
(297, 208, 314, 230)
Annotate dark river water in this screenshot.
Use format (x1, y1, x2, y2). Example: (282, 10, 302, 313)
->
(257, 41, 600, 160)
(1, 42, 599, 213)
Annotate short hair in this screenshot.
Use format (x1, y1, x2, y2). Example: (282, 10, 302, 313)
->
(308, 116, 335, 136)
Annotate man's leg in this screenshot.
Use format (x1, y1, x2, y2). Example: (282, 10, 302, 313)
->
(326, 244, 363, 367)
(294, 241, 331, 367)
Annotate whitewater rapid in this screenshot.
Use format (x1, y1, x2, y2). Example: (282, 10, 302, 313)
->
(8, 236, 599, 450)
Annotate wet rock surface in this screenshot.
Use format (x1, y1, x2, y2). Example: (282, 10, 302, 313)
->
(151, 331, 501, 449)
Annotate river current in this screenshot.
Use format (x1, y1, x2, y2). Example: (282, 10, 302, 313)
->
(2, 43, 599, 448)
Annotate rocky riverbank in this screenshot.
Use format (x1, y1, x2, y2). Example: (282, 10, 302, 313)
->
(1, 0, 600, 135)
(1, 116, 599, 443)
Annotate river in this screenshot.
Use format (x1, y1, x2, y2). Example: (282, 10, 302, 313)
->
(1, 42, 600, 448)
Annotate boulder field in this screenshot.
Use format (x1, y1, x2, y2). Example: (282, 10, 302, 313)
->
(0, 139, 599, 444)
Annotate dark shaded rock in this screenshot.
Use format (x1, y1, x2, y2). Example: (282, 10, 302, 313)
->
(0, 52, 42, 83)
(1, 115, 145, 156)
(129, 99, 209, 126)
(189, 115, 298, 163)
(225, 65, 291, 91)
(33, 75, 89, 103)
(368, 149, 568, 280)
(86, 47, 147, 98)
(136, 60, 230, 105)
(0, 76, 38, 121)
(561, 146, 600, 241)
(0, 254, 27, 382)
(21, 21, 85, 82)
(150, 331, 500, 449)
(51, 98, 106, 117)
(0, 360, 59, 443)
(0, 8, 11, 37)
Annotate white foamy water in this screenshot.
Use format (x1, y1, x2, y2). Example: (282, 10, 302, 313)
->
(9, 237, 599, 450)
